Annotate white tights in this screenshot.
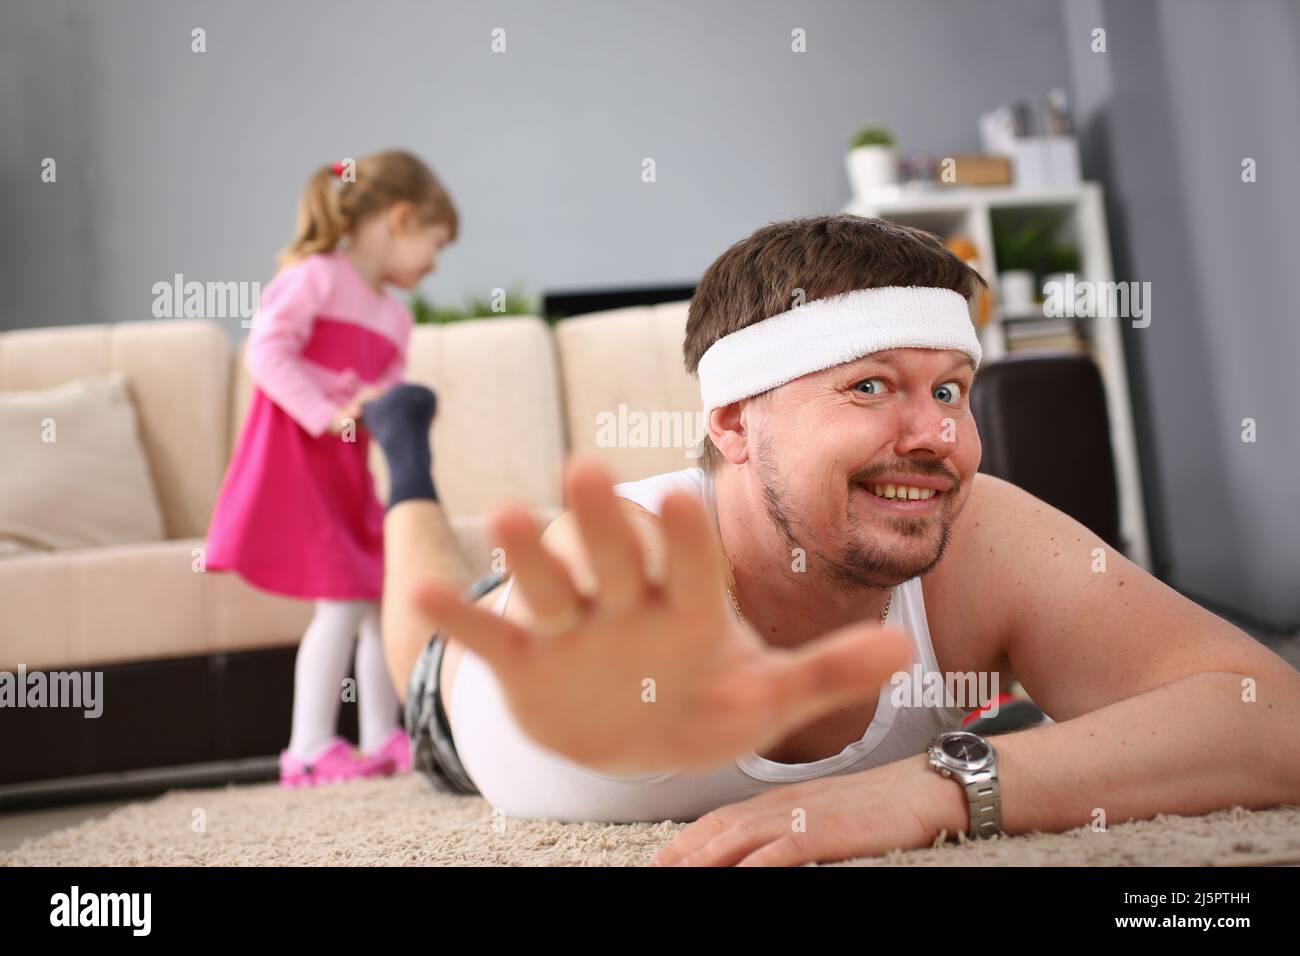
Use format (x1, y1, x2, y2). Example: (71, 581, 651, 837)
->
(286, 599, 400, 760)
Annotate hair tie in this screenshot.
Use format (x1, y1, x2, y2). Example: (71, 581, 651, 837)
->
(330, 160, 348, 179)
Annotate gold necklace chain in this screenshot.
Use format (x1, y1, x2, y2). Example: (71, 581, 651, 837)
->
(723, 553, 892, 627)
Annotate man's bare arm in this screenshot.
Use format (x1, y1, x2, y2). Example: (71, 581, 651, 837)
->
(926, 474, 1300, 836)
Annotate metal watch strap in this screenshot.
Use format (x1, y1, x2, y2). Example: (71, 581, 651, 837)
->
(962, 764, 1001, 839)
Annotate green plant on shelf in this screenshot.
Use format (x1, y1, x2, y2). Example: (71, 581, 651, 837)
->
(409, 282, 539, 324)
(992, 213, 1079, 280)
(1044, 244, 1081, 275)
(849, 125, 896, 150)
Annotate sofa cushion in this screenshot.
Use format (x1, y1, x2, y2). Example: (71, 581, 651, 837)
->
(553, 301, 704, 481)
(1, 539, 210, 669)
(0, 320, 231, 539)
(404, 316, 568, 515)
(0, 511, 562, 670)
(0, 374, 165, 555)
(0, 538, 317, 670)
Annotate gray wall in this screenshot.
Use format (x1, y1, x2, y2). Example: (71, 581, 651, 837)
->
(1, 0, 1068, 332)
(1063, 0, 1300, 627)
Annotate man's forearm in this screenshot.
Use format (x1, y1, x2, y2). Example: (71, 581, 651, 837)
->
(923, 670, 1300, 839)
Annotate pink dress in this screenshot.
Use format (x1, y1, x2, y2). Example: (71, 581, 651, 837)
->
(205, 251, 412, 600)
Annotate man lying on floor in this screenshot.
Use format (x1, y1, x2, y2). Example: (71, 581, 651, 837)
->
(359, 214, 1300, 868)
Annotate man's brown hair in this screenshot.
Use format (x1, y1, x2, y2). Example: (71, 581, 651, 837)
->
(684, 214, 987, 470)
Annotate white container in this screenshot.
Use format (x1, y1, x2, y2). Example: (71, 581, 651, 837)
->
(846, 146, 898, 197)
(1008, 137, 1081, 189)
(999, 270, 1036, 311)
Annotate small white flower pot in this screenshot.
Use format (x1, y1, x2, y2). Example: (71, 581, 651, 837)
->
(846, 146, 898, 196)
(998, 270, 1036, 312)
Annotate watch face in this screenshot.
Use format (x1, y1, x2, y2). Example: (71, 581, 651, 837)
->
(940, 733, 991, 766)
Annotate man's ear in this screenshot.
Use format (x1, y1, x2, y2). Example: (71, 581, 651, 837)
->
(708, 401, 750, 465)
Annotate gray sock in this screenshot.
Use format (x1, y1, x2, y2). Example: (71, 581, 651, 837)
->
(360, 384, 439, 508)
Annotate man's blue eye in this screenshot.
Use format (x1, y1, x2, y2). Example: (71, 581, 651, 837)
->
(854, 377, 888, 395)
(934, 382, 962, 404)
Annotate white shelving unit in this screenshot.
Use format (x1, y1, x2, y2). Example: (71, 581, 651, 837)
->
(844, 183, 1151, 571)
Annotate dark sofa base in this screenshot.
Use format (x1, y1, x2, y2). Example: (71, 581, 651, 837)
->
(1, 647, 360, 795)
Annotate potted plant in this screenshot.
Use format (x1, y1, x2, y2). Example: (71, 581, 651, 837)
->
(846, 125, 898, 196)
(992, 215, 1060, 312)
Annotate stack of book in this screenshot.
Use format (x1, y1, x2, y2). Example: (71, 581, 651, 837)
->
(1003, 317, 1088, 354)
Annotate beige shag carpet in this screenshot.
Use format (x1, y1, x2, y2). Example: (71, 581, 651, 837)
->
(5, 773, 1299, 866)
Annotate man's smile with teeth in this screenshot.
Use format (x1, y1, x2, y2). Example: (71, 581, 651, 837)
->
(863, 483, 938, 500)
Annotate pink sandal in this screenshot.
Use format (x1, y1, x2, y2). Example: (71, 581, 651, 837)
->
(279, 737, 388, 788)
(367, 728, 413, 775)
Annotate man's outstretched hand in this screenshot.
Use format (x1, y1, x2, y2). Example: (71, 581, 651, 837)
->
(412, 456, 913, 774)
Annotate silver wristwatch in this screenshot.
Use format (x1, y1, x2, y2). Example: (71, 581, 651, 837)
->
(927, 731, 1002, 839)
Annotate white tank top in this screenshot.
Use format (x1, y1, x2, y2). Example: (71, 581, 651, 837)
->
(450, 467, 970, 823)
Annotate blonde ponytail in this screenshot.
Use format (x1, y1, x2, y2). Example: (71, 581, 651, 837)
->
(275, 150, 459, 272)
(277, 164, 351, 269)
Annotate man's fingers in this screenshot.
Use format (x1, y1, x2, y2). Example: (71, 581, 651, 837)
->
(670, 814, 791, 868)
(736, 830, 849, 868)
(565, 456, 647, 612)
(411, 576, 530, 670)
(659, 490, 726, 618)
(764, 625, 914, 723)
(488, 502, 587, 634)
(649, 811, 733, 867)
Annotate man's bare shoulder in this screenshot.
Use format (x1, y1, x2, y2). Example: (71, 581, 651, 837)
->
(931, 471, 1090, 572)
(927, 473, 1285, 723)
(927, 472, 1012, 581)
(933, 470, 1123, 593)
(922, 472, 1106, 671)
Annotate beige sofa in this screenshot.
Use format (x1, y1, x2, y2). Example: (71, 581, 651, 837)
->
(0, 305, 703, 787)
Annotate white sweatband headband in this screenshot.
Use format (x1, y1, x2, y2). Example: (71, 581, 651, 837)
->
(696, 286, 982, 412)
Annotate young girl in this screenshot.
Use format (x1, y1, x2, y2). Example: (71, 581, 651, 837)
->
(205, 149, 458, 787)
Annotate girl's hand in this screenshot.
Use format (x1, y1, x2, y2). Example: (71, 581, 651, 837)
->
(410, 456, 914, 775)
(327, 385, 388, 434)
(327, 403, 363, 435)
(352, 384, 387, 406)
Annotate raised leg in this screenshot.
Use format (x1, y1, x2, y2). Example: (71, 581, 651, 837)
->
(362, 383, 482, 699)
(379, 498, 476, 699)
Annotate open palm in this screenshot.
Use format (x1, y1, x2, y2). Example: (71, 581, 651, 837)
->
(412, 456, 913, 774)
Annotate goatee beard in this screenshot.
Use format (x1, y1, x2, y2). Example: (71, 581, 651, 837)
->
(755, 452, 957, 591)
(822, 511, 953, 590)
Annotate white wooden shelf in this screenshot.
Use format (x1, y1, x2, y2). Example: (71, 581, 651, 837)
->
(845, 182, 1152, 570)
